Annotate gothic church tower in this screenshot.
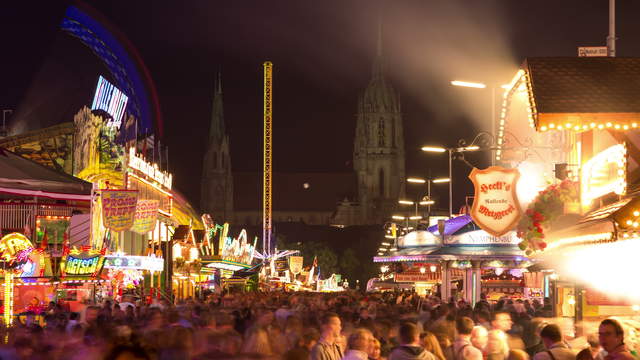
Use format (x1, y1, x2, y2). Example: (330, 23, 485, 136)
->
(353, 26, 405, 224)
(201, 73, 233, 221)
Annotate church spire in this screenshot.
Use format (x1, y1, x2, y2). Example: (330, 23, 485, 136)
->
(372, 14, 384, 80)
(209, 71, 225, 143)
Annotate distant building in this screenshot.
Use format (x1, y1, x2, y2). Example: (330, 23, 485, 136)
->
(200, 29, 405, 227)
(200, 73, 234, 223)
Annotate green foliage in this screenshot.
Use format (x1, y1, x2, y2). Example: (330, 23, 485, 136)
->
(339, 248, 360, 283)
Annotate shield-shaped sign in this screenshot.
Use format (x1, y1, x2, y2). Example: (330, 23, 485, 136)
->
(469, 166, 522, 237)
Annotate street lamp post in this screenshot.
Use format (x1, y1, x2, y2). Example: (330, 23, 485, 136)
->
(450, 80, 510, 166)
(406, 177, 449, 225)
(421, 146, 478, 218)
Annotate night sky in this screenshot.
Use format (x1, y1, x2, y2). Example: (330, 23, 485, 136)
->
(4, 1, 640, 211)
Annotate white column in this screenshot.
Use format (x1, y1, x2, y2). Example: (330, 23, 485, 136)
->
(441, 261, 451, 301)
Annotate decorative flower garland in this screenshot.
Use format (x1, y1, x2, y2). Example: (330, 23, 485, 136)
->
(516, 179, 579, 254)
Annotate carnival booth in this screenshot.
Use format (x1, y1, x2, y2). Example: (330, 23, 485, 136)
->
(375, 215, 530, 303)
(497, 57, 640, 327)
(0, 148, 96, 323)
(171, 214, 257, 298)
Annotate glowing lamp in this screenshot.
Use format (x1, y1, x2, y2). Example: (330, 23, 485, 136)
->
(421, 146, 446, 153)
(189, 247, 199, 261)
(420, 267, 426, 274)
(407, 178, 426, 183)
(432, 178, 450, 183)
(430, 265, 437, 273)
(172, 243, 183, 259)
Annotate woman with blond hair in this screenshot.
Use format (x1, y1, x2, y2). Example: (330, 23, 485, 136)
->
(370, 338, 386, 360)
(421, 331, 447, 360)
(487, 330, 510, 360)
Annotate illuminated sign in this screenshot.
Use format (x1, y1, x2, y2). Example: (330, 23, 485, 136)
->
(398, 231, 441, 248)
(61, 248, 105, 276)
(104, 255, 164, 272)
(128, 147, 173, 189)
(447, 230, 520, 245)
(581, 144, 626, 209)
(0, 233, 34, 268)
(91, 75, 128, 129)
(469, 167, 522, 237)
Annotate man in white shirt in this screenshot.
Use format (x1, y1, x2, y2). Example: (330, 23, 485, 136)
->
(454, 317, 483, 360)
(532, 324, 575, 360)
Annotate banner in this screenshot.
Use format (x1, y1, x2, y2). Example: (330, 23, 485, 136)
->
(131, 200, 159, 234)
(101, 190, 138, 232)
(288, 256, 303, 275)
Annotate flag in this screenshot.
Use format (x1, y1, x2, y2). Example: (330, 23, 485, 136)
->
(307, 256, 318, 285)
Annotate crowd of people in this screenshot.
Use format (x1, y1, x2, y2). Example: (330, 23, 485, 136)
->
(0, 291, 634, 360)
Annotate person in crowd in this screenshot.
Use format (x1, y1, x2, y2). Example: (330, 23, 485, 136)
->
(487, 329, 510, 360)
(343, 328, 375, 360)
(508, 349, 530, 360)
(532, 324, 575, 360)
(311, 312, 344, 360)
(598, 319, 634, 360)
(370, 338, 385, 360)
(420, 332, 446, 360)
(285, 328, 320, 360)
(454, 317, 483, 360)
(471, 326, 489, 354)
(389, 322, 436, 360)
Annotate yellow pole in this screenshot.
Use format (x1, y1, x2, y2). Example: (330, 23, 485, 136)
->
(4, 272, 13, 327)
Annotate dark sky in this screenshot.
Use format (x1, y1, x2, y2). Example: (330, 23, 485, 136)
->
(3, 0, 640, 211)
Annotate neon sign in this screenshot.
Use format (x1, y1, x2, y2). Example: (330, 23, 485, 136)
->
(581, 144, 626, 209)
(91, 75, 128, 129)
(61, 247, 105, 276)
(0, 233, 34, 268)
(128, 147, 173, 189)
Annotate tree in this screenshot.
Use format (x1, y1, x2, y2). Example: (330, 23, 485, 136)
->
(316, 246, 338, 277)
(339, 248, 360, 285)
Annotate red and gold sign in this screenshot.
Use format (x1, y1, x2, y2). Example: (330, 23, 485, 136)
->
(131, 200, 159, 234)
(469, 166, 522, 237)
(101, 189, 138, 232)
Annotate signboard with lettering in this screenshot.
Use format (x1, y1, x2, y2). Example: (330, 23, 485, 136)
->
(61, 248, 105, 277)
(128, 147, 173, 189)
(581, 144, 626, 210)
(0, 233, 34, 265)
(469, 167, 522, 237)
(578, 46, 608, 57)
(289, 256, 303, 275)
(446, 230, 520, 245)
(131, 200, 159, 234)
(101, 189, 138, 232)
(91, 75, 128, 129)
(395, 273, 439, 283)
